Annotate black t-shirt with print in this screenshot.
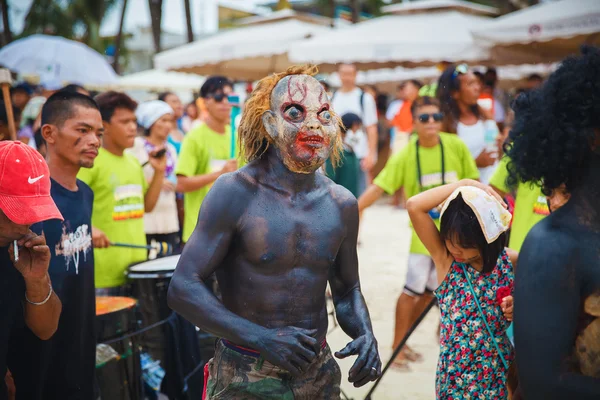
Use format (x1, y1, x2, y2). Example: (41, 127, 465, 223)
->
(0, 248, 25, 400)
(10, 179, 95, 400)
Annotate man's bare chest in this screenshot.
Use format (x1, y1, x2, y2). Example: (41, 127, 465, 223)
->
(235, 201, 345, 268)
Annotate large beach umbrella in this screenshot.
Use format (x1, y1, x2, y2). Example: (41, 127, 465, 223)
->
(113, 69, 205, 92)
(0, 34, 118, 86)
(154, 19, 330, 81)
(471, 0, 600, 64)
(288, 11, 491, 72)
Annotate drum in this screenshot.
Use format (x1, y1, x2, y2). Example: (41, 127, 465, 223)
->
(128, 255, 180, 364)
(95, 296, 142, 400)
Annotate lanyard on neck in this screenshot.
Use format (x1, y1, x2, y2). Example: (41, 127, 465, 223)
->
(416, 136, 445, 191)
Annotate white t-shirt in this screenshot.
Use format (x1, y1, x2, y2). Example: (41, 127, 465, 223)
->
(457, 119, 499, 185)
(332, 88, 378, 159)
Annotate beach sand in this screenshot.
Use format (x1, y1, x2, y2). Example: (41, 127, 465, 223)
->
(328, 201, 440, 400)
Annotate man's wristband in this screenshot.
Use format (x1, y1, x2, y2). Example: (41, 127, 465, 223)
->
(25, 283, 53, 306)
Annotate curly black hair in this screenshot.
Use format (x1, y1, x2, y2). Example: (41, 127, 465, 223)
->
(505, 46, 600, 196)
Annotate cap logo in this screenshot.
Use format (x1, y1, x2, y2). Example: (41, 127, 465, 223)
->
(28, 175, 44, 184)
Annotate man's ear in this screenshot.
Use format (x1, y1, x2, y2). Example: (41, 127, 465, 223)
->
(262, 110, 278, 140)
(41, 124, 56, 144)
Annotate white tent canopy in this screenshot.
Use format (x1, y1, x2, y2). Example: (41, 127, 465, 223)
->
(472, 0, 600, 64)
(114, 69, 205, 91)
(288, 11, 491, 72)
(154, 19, 330, 81)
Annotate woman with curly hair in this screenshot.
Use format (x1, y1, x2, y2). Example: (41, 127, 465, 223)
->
(436, 64, 498, 184)
(507, 46, 600, 399)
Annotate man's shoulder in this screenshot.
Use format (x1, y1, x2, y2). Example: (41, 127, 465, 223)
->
(320, 174, 358, 209)
(76, 179, 94, 199)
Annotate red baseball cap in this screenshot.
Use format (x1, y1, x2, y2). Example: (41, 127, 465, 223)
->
(0, 141, 63, 225)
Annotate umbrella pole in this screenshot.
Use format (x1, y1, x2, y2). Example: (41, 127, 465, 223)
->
(0, 69, 16, 140)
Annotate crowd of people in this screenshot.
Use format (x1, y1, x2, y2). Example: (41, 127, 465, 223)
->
(0, 45, 597, 400)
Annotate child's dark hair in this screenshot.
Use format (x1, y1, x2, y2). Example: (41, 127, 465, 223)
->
(410, 96, 440, 117)
(341, 113, 362, 134)
(440, 193, 507, 273)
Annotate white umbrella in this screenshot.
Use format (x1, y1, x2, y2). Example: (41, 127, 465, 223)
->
(153, 19, 331, 81)
(288, 11, 491, 72)
(0, 34, 118, 86)
(471, 0, 600, 64)
(114, 69, 205, 92)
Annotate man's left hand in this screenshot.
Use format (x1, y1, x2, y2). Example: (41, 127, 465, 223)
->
(335, 334, 381, 387)
(149, 147, 167, 173)
(8, 231, 50, 282)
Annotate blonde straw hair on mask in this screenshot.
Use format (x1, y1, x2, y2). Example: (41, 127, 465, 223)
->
(237, 65, 343, 168)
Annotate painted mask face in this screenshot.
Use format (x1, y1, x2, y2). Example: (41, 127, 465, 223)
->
(263, 75, 337, 174)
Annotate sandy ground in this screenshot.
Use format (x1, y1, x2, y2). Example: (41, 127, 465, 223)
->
(327, 201, 440, 400)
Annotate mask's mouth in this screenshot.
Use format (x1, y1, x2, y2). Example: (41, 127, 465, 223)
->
(297, 132, 325, 147)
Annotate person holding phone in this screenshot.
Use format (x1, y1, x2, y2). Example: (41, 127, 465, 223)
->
(131, 100, 180, 254)
(78, 91, 166, 294)
(176, 76, 239, 244)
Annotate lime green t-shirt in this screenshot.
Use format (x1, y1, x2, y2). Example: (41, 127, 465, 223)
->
(489, 156, 549, 252)
(77, 148, 148, 288)
(176, 123, 234, 242)
(373, 133, 480, 255)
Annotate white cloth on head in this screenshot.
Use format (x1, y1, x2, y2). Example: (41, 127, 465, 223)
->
(136, 100, 173, 130)
(440, 186, 512, 244)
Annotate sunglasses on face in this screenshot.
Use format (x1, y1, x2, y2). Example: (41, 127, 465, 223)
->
(451, 63, 469, 83)
(206, 93, 235, 103)
(417, 112, 444, 123)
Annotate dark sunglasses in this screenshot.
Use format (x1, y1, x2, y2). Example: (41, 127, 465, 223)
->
(207, 93, 235, 103)
(417, 112, 444, 123)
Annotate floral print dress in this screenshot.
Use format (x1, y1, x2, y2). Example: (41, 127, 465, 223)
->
(434, 250, 515, 400)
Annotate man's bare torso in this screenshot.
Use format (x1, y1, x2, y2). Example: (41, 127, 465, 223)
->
(215, 163, 350, 343)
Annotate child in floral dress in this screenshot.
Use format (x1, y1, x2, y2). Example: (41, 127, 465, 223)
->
(407, 180, 516, 399)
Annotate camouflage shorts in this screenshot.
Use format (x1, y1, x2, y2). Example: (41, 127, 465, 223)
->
(204, 340, 341, 400)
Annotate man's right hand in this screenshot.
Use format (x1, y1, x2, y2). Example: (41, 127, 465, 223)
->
(220, 159, 238, 175)
(256, 327, 320, 377)
(475, 149, 497, 168)
(92, 227, 110, 249)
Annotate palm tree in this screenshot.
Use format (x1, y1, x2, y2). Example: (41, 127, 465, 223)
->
(113, 0, 128, 73)
(148, 0, 163, 53)
(184, 0, 193, 43)
(0, 0, 12, 46)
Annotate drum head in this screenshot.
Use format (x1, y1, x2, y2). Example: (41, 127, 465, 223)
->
(129, 255, 180, 273)
(96, 296, 137, 316)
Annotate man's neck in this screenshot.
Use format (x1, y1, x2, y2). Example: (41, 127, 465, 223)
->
(339, 85, 356, 93)
(205, 115, 226, 134)
(263, 147, 317, 195)
(103, 138, 125, 157)
(417, 133, 440, 148)
(46, 153, 79, 191)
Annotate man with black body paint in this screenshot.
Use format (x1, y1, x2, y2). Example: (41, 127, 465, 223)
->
(168, 66, 381, 399)
(508, 47, 600, 399)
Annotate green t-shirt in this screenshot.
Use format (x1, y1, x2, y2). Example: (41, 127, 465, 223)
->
(489, 156, 549, 252)
(176, 123, 234, 242)
(373, 133, 479, 255)
(325, 149, 359, 198)
(77, 148, 148, 288)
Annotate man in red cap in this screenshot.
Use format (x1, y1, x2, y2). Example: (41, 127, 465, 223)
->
(0, 140, 63, 400)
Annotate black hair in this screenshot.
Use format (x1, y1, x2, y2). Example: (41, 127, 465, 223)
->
(440, 193, 507, 274)
(341, 112, 362, 134)
(61, 84, 88, 94)
(0, 101, 21, 125)
(157, 92, 175, 102)
(94, 91, 138, 122)
(526, 74, 543, 82)
(200, 76, 233, 99)
(405, 79, 423, 89)
(410, 96, 441, 117)
(41, 91, 99, 127)
(506, 46, 600, 196)
(436, 64, 480, 133)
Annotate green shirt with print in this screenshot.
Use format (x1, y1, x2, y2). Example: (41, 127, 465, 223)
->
(489, 156, 549, 252)
(77, 148, 148, 288)
(374, 133, 479, 255)
(176, 123, 236, 242)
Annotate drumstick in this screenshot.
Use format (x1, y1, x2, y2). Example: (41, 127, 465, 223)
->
(0, 69, 16, 140)
(110, 241, 173, 255)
